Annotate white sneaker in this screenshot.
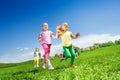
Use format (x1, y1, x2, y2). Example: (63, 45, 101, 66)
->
(48, 65, 54, 70)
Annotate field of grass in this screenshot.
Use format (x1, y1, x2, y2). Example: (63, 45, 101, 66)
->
(0, 45, 120, 80)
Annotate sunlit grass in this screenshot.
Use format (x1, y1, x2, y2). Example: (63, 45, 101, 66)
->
(0, 45, 120, 80)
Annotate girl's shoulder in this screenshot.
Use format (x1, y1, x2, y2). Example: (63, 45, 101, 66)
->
(48, 30, 53, 32)
(65, 31, 72, 35)
(67, 31, 72, 33)
(40, 30, 53, 35)
(40, 30, 44, 34)
(65, 31, 72, 34)
(47, 30, 54, 34)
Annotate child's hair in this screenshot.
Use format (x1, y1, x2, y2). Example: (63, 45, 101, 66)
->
(56, 25, 62, 31)
(42, 22, 48, 27)
(42, 22, 48, 31)
(61, 22, 68, 27)
(56, 22, 69, 32)
(35, 47, 40, 51)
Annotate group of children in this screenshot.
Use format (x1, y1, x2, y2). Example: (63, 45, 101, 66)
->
(34, 22, 80, 70)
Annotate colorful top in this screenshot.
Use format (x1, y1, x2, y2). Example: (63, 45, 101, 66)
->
(61, 31, 72, 46)
(39, 30, 54, 44)
(34, 51, 41, 58)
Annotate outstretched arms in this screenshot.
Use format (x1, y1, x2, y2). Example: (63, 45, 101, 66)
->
(71, 33, 80, 39)
(55, 30, 62, 38)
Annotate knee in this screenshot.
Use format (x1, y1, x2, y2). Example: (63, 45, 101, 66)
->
(66, 55, 71, 58)
(72, 53, 75, 58)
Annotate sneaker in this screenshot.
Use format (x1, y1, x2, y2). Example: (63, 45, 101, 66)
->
(71, 64, 75, 68)
(48, 65, 54, 70)
(42, 62, 46, 69)
(60, 58, 67, 62)
(60, 58, 65, 62)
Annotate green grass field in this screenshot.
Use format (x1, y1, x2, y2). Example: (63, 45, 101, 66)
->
(0, 45, 120, 80)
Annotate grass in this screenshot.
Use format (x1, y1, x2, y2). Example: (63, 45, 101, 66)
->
(0, 45, 120, 80)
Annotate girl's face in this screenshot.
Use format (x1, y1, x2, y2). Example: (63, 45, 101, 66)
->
(42, 24, 48, 31)
(36, 48, 39, 51)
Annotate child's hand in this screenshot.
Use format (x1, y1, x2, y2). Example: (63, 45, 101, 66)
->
(38, 37, 42, 43)
(38, 39, 41, 43)
(56, 30, 62, 38)
(57, 30, 61, 34)
(76, 33, 80, 37)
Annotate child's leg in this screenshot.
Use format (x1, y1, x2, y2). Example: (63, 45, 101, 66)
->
(34, 62, 36, 68)
(34, 58, 37, 67)
(37, 58, 39, 67)
(42, 43, 54, 70)
(42, 43, 51, 60)
(69, 45, 75, 64)
(63, 46, 71, 58)
(46, 53, 51, 66)
(46, 46, 54, 68)
(42, 43, 49, 68)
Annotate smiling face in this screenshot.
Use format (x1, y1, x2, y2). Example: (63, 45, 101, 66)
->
(42, 23, 48, 31)
(61, 22, 69, 32)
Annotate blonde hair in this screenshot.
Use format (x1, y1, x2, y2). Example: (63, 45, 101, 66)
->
(56, 25, 63, 32)
(42, 22, 48, 27)
(61, 22, 68, 27)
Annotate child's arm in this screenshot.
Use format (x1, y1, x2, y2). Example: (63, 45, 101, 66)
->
(38, 34, 42, 43)
(71, 33, 80, 39)
(34, 52, 36, 57)
(55, 30, 62, 38)
(39, 52, 41, 58)
(55, 26, 62, 38)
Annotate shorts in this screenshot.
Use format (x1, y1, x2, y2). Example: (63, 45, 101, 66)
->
(42, 43, 51, 58)
(34, 57, 39, 64)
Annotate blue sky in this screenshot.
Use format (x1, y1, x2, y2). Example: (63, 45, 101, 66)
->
(0, 0, 120, 63)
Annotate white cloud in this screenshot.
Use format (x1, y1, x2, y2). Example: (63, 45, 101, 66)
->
(16, 47, 29, 51)
(0, 34, 120, 63)
(51, 44, 63, 56)
(50, 34, 120, 56)
(0, 54, 21, 63)
(20, 52, 33, 58)
(72, 34, 120, 48)
(0, 51, 44, 63)
(0, 52, 34, 63)
(23, 48, 29, 50)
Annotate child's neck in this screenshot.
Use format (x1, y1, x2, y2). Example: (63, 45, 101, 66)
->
(63, 30, 68, 33)
(43, 30, 48, 31)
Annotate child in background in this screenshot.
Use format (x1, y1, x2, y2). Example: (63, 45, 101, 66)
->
(34, 47, 41, 68)
(56, 22, 80, 67)
(74, 48, 78, 57)
(38, 22, 55, 70)
(60, 52, 67, 62)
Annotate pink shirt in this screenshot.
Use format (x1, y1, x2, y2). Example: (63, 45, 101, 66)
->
(39, 30, 54, 44)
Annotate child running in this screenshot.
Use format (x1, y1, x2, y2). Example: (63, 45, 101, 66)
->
(34, 47, 41, 68)
(60, 52, 67, 62)
(38, 22, 55, 70)
(56, 22, 80, 67)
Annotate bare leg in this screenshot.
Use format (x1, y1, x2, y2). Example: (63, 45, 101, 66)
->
(46, 53, 54, 70)
(37, 59, 39, 67)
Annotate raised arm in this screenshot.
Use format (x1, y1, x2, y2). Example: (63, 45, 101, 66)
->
(71, 33, 80, 39)
(50, 31, 57, 39)
(55, 26, 62, 38)
(55, 30, 62, 38)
